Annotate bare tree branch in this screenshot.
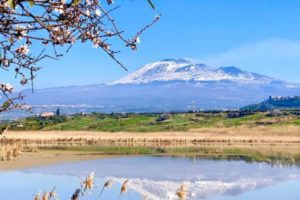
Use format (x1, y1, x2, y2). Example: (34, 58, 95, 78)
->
(0, 0, 160, 113)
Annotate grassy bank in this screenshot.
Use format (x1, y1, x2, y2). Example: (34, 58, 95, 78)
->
(4, 111, 300, 132)
(40, 145, 300, 166)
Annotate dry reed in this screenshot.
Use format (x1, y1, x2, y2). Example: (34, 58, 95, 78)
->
(42, 191, 49, 200)
(34, 191, 41, 200)
(71, 189, 82, 200)
(0, 143, 24, 161)
(82, 172, 95, 191)
(99, 179, 113, 197)
(176, 184, 187, 200)
(119, 179, 129, 197)
(49, 187, 58, 199)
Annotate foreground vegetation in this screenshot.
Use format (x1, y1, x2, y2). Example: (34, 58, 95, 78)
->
(25, 145, 300, 199)
(2, 110, 300, 132)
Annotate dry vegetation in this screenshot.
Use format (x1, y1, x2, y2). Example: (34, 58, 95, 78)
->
(1, 125, 300, 168)
(176, 184, 188, 200)
(2, 125, 300, 148)
(0, 143, 23, 161)
(0, 117, 299, 200)
(33, 172, 188, 200)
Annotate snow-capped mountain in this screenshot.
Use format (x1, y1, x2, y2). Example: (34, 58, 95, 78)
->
(113, 59, 276, 85)
(5, 58, 299, 118)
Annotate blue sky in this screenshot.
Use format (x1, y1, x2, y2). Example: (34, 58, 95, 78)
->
(4, 0, 300, 89)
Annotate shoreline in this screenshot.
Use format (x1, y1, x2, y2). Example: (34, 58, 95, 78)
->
(0, 150, 122, 171)
(1, 144, 300, 171)
(2, 145, 300, 171)
(1, 127, 300, 171)
(2, 126, 300, 145)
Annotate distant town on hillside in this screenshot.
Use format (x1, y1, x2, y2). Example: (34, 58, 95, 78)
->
(242, 95, 300, 112)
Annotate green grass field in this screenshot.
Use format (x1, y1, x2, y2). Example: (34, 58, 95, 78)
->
(3, 111, 300, 132)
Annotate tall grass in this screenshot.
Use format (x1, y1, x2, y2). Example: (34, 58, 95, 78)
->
(35, 173, 189, 200)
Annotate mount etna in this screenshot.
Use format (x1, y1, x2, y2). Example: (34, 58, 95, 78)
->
(17, 59, 300, 114)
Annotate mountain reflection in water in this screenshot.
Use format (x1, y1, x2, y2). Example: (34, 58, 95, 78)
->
(0, 156, 300, 200)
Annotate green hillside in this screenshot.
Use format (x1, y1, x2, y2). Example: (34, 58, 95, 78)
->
(2, 110, 300, 132)
(241, 96, 300, 112)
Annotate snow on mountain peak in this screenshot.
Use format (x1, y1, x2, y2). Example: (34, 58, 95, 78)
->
(113, 59, 276, 85)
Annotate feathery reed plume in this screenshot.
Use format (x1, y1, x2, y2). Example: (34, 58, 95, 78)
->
(119, 180, 129, 197)
(0, 146, 5, 161)
(6, 149, 12, 161)
(42, 191, 49, 200)
(82, 172, 95, 191)
(12, 147, 19, 158)
(49, 187, 58, 199)
(176, 184, 187, 200)
(16, 144, 23, 155)
(34, 191, 41, 200)
(71, 189, 82, 200)
(98, 179, 113, 198)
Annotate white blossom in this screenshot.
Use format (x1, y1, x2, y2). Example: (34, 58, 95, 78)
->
(52, 27, 60, 32)
(20, 77, 27, 85)
(2, 59, 9, 67)
(15, 25, 28, 40)
(93, 43, 99, 48)
(95, 9, 101, 16)
(136, 36, 141, 44)
(155, 15, 161, 19)
(3, 1, 9, 8)
(92, 38, 100, 48)
(5, 84, 14, 92)
(16, 44, 29, 55)
(0, 83, 14, 93)
(106, 31, 114, 36)
(54, 5, 64, 14)
(103, 44, 110, 50)
(86, 10, 91, 16)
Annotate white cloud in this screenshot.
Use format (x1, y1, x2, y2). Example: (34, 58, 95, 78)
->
(199, 38, 300, 82)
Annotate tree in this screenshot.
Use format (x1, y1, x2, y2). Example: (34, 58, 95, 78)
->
(0, 0, 160, 112)
(56, 108, 60, 116)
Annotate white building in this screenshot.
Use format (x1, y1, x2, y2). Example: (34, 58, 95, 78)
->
(40, 112, 55, 117)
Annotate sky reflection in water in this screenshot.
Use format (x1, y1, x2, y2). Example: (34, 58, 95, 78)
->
(0, 156, 299, 200)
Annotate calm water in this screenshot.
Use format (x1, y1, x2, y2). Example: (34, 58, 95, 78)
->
(0, 156, 300, 200)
